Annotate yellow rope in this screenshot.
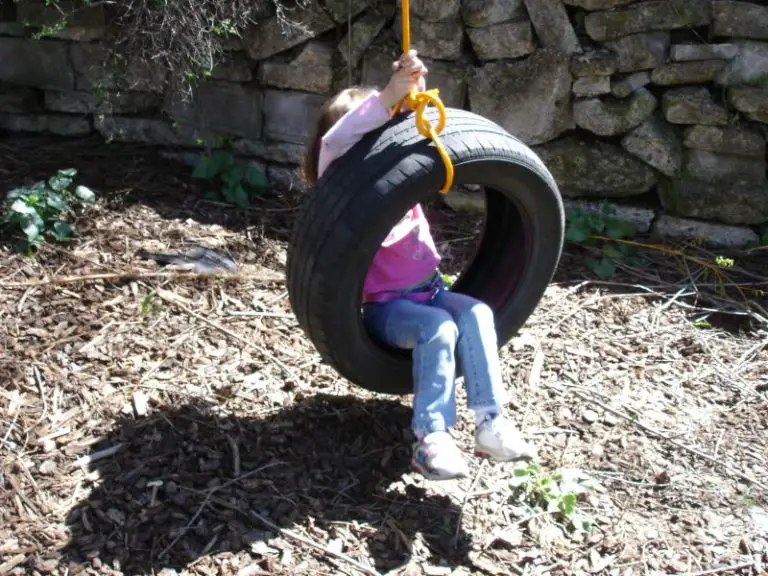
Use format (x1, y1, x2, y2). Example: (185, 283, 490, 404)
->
(391, 0, 454, 193)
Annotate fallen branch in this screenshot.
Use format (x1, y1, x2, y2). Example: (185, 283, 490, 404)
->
(154, 290, 300, 383)
(1, 270, 282, 288)
(672, 560, 757, 576)
(247, 508, 383, 576)
(554, 381, 767, 492)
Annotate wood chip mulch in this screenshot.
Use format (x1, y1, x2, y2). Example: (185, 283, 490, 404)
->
(1, 134, 767, 576)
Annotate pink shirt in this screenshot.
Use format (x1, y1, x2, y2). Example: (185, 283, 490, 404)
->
(317, 91, 442, 304)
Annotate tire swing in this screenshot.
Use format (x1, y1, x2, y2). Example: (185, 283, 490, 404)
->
(286, 0, 566, 395)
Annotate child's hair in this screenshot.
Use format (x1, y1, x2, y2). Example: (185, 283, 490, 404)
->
(302, 86, 378, 185)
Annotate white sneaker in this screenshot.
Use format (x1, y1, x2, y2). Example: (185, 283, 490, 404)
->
(474, 416, 537, 462)
(411, 431, 470, 481)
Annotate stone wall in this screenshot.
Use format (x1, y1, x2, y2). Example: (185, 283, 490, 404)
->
(1, 0, 767, 247)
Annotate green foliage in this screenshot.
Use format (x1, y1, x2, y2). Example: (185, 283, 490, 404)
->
(1, 169, 96, 254)
(565, 203, 638, 279)
(441, 273, 458, 287)
(193, 150, 270, 208)
(509, 462, 598, 533)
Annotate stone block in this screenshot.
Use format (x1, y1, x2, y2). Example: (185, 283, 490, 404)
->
(533, 136, 657, 197)
(393, 14, 464, 60)
(728, 86, 768, 123)
(442, 186, 486, 213)
(0, 38, 73, 90)
(659, 176, 768, 225)
(670, 43, 740, 61)
(211, 52, 253, 83)
(651, 61, 727, 86)
(611, 71, 651, 98)
(0, 86, 40, 113)
(338, 8, 391, 68)
(662, 87, 728, 125)
(523, 0, 581, 54)
(585, 0, 709, 42)
(94, 116, 212, 147)
(263, 90, 326, 145)
(652, 215, 759, 247)
(716, 41, 768, 87)
(45, 90, 160, 115)
(363, 52, 467, 109)
(683, 149, 765, 182)
(230, 139, 305, 165)
(70, 44, 166, 93)
(324, 0, 369, 24)
(573, 88, 658, 136)
(0, 23, 25, 36)
(0, 113, 91, 136)
(259, 42, 334, 94)
(461, 0, 525, 27)
(683, 125, 765, 158)
(466, 19, 536, 61)
(570, 50, 618, 77)
(468, 49, 573, 146)
(408, 0, 461, 22)
(621, 116, 682, 177)
(267, 165, 309, 193)
(712, 1, 768, 41)
(604, 32, 670, 73)
(244, 1, 335, 61)
(165, 81, 263, 140)
(563, 0, 635, 8)
(572, 76, 611, 98)
(564, 198, 655, 233)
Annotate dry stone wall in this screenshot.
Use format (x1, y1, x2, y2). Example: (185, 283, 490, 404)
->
(1, 0, 767, 247)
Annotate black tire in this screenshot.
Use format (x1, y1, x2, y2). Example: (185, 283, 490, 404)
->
(286, 107, 564, 395)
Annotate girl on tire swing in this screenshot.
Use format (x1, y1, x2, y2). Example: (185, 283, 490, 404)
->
(302, 50, 536, 481)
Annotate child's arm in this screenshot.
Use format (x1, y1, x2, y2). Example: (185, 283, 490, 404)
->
(317, 92, 392, 178)
(318, 50, 427, 178)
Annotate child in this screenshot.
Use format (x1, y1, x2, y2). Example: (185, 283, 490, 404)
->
(302, 51, 537, 481)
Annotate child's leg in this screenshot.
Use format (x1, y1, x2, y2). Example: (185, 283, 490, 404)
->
(431, 289, 536, 462)
(430, 289, 505, 418)
(362, 299, 469, 479)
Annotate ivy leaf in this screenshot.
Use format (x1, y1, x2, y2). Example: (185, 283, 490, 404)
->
(602, 245, 623, 258)
(74, 185, 96, 203)
(46, 192, 71, 212)
(49, 173, 73, 192)
(559, 493, 577, 517)
(229, 184, 249, 208)
(193, 155, 220, 179)
(51, 221, 75, 241)
(10, 199, 38, 216)
(21, 219, 41, 242)
(566, 223, 590, 243)
(587, 257, 615, 279)
(58, 168, 77, 178)
(245, 166, 269, 189)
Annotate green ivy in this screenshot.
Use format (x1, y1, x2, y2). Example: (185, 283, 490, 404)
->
(192, 150, 270, 208)
(509, 462, 599, 534)
(1, 168, 96, 254)
(565, 203, 638, 279)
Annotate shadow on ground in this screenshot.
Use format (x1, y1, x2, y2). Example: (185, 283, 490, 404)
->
(58, 395, 471, 574)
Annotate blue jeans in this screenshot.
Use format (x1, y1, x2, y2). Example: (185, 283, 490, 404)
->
(362, 282, 506, 434)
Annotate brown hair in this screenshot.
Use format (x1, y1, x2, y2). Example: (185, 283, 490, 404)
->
(302, 86, 378, 186)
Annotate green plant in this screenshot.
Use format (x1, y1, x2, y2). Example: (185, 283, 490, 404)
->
(509, 462, 598, 533)
(1, 168, 96, 254)
(565, 203, 637, 279)
(192, 150, 270, 208)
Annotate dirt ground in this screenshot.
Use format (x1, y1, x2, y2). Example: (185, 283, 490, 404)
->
(1, 134, 767, 576)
